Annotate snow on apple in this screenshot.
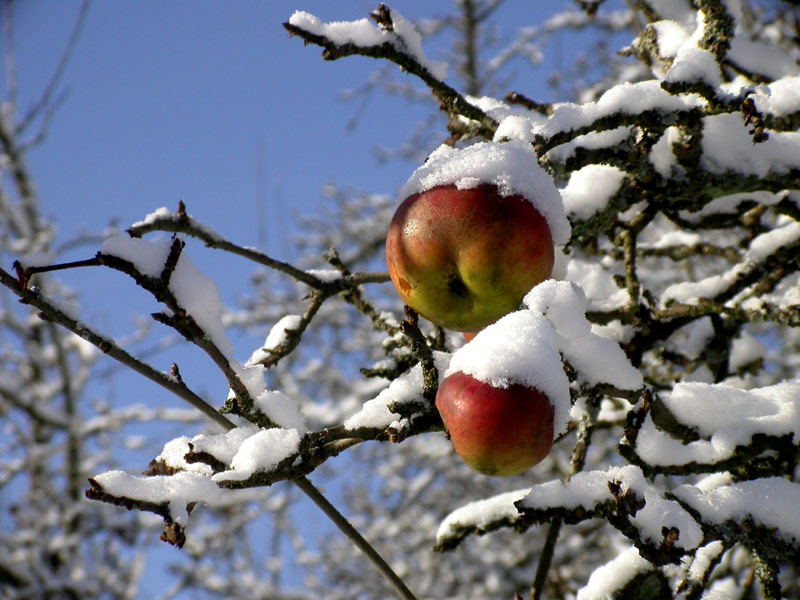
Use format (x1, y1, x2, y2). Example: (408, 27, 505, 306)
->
(435, 280, 641, 476)
(444, 308, 569, 436)
(396, 140, 570, 245)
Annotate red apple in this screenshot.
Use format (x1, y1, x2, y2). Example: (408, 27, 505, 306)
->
(386, 183, 554, 333)
(435, 371, 554, 477)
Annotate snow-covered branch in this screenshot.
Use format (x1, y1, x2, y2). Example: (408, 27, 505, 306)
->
(284, 5, 499, 139)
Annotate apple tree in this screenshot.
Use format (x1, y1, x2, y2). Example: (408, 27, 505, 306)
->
(2, 1, 800, 599)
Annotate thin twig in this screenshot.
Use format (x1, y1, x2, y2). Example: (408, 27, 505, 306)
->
(293, 476, 419, 600)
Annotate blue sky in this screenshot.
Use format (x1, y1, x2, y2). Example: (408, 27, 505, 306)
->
(14, 1, 420, 257)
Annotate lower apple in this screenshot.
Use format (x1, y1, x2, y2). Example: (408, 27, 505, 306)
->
(435, 371, 554, 477)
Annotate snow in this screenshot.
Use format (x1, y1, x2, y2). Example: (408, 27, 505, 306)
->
(287, 9, 448, 80)
(254, 390, 307, 433)
(650, 20, 689, 58)
(32, 288, 82, 321)
(662, 218, 800, 306)
(156, 426, 259, 475)
(524, 281, 643, 391)
(493, 115, 536, 143)
(675, 477, 800, 543)
(664, 317, 713, 361)
(68, 332, 100, 361)
(100, 235, 233, 357)
(344, 351, 451, 431)
(664, 12, 722, 87)
(246, 314, 302, 365)
(648, 126, 680, 178)
(100, 236, 172, 279)
(305, 268, 343, 283)
(100, 425, 302, 511)
(131, 206, 173, 226)
(687, 541, 725, 584)
(618, 466, 702, 549)
(93, 470, 223, 525)
(466, 94, 548, 127)
(214, 427, 302, 482)
(17, 251, 53, 268)
(576, 547, 653, 600)
(646, 0, 695, 27)
(265, 315, 302, 348)
(560, 164, 627, 219)
(729, 35, 800, 81)
(533, 80, 705, 140)
(441, 281, 640, 439)
(435, 487, 531, 545)
(701, 113, 800, 177)
(694, 190, 786, 217)
(520, 468, 613, 511)
(750, 75, 800, 117)
(728, 330, 767, 371)
(545, 126, 631, 163)
(102, 234, 307, 433)
(168, 247, 234, 358)
(666, 46, 721, 86)
(634, 380, 800, 467)
(129, 207, 224, 242)
(520, 465, 702, 550)
(647, 230, 702, 250)
(397, 140, 571, 245)
(561, 255, 629, 312)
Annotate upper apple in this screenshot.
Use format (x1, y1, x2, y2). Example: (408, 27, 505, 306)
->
(386, 183, 554, 332)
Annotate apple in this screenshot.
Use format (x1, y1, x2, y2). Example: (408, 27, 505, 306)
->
(386, 183, 554, 333)
(435, 370, 554, 477)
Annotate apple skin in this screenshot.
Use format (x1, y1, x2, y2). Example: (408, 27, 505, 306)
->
(386, 184, 554, 333)
(435, 371, 554, 477)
